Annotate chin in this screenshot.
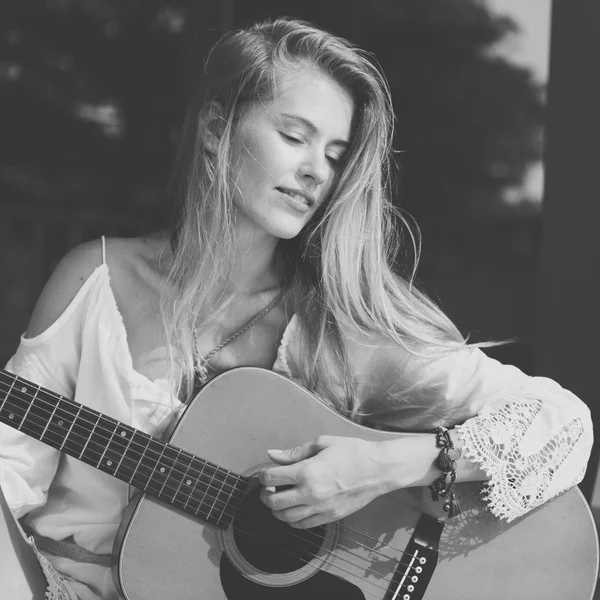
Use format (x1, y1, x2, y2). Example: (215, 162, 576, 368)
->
(236, 204, 313, 241)
(267, 222, 306, 240)
(259, 210, 313, 240)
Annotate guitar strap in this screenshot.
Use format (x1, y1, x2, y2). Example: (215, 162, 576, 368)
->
(21, 523, 112, 567)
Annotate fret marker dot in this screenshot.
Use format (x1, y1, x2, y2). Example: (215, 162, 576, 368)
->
(186, 479, 192, 485)
(58, 420, 64, 426)
(9, 414, 14, 419)
(120, 431, 126, 437)
(21, 387, 27, 392)
(107, 460, 113, 466)
(160, 467, 165, 473)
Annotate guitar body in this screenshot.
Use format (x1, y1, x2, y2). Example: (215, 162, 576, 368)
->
(113, 368, 599, 600)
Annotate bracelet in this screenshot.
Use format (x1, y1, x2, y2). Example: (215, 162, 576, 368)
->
(429, 426, 462, 518)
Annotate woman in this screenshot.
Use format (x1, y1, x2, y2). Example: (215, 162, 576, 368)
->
(0, 17, 592, 600)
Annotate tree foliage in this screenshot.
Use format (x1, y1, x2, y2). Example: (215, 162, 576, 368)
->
(0, 0, 544, 223)
(0, 0, 213, 217)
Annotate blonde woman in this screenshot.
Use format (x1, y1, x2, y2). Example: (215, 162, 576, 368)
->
(0, 17, 592, 600)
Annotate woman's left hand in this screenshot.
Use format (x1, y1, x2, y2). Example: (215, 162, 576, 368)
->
(259, 435, 395, 529)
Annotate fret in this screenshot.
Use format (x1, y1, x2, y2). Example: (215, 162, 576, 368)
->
(96, 421, 132, 478)
(217, 476, 246, 528)
(39, 397, 59, 441)
(77, 412, 101, 460)
(113, 425, 138, 482)
(78, 413, 117, 468)
(188, 462, 232, 524)
(158, 448, 181, 502)
(9, 385, 52, 441)
(0, 380, 26, 429)
(19, 385, 37, 433)
(96, 419, 117, 469)
(182, 458, 201, 512)
(0, 369, 250, 530)
(208, 469, 232, 525)
(126, 430, 153, 486)
(188, 460, 219, 516)
(227, 476, 247, 512)
(156, 446, 181, 499)
(179, 458, 216, 514)
(203, 465, 220, 522)
(0, 372, 17, 412)
(144, 439, 179, 497)
(168, 451, 195, 508)
(42, 397, 84, 452)
(60, 404, 82, 452)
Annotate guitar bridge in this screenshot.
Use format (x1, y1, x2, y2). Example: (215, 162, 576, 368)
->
(384, 514, 444, 600)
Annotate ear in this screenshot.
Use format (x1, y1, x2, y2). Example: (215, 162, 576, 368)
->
(199, 101, 226, 154)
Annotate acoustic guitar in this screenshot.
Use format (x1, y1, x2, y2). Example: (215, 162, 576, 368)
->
(0, 366, 598, 599)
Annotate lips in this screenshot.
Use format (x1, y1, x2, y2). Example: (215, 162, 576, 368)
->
(275, 186, 314, 206)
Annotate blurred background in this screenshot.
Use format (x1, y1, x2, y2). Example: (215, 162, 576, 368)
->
(0, 0, 598, 517)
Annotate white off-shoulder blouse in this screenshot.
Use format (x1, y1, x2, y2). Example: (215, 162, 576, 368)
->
(0, 255, 593, 600)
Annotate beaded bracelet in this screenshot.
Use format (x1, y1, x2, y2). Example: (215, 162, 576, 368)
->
(429, 426, 462, 518)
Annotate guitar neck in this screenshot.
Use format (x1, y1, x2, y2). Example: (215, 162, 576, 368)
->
(0, 369, 247, 528)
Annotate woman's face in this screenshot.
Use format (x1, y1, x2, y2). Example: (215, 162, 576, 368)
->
(229, 68, 354, 240)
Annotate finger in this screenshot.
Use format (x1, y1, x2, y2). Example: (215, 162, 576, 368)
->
(289, 514, 330, 530)
(260, 486, 302, 511)
(267, 440, 321, 465)
(272, 505, 314, 524)
(259, 463, 302, 487)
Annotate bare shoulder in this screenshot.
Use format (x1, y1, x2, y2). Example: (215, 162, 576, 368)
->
(26, 238, 106, 338)
(25, 233, 171, 339)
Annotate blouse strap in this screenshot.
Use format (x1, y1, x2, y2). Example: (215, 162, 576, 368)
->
(100, 235, 107, 265)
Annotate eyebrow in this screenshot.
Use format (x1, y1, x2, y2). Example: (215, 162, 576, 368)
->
(280, 113, 349, 148)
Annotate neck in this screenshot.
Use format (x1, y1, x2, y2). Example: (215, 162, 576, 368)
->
(152, 225, 280, 294)
(226, 218, 280, 295)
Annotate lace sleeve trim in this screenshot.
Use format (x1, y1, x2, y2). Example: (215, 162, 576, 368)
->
(456, 397, 585, 522)
(24, 536, 79, 600)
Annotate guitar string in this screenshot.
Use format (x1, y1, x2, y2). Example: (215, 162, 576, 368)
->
(0, 382, 423, 596)
(0, 376, 427, 573)
(0, 376, 428, 566)
(0, 373, 429, 548)
(0, 396, 424, 590)
(0, 377, 427, 575)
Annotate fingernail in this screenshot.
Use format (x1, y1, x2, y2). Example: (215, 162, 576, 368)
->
(267, 449, 283, 455)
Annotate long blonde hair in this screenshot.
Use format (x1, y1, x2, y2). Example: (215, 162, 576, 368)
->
(163, 17, 467, 408)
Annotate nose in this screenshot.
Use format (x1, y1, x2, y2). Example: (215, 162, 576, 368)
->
(298, 149, 329, 188)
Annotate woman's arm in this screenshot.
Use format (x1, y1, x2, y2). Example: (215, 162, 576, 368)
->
(259, 429, 485, 529)
(265, 339, 593, 528)
(1, 240, 102, 518)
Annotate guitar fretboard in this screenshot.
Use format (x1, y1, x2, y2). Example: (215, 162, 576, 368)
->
(0, 369, 248, 528)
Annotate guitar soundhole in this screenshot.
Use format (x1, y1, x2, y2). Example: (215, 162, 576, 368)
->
(232, 486, 326, 574)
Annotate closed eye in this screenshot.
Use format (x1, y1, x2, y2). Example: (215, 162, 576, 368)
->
(281, 132, 344, 169)
(280, 132, 303, 145)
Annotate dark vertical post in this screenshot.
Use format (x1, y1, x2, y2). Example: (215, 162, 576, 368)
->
(535, 0, 600, 500)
